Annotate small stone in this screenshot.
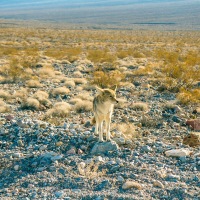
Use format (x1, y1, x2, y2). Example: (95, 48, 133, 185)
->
(166, 174, 180, 182)
(66, 148, 76, 155)
(84, 121, 91, 128)
(56, 141, 63, 147)
(122, 180, 142, 190)
(95, 156, 104, 162)
(17, 140, 24, 147)
(14, 165, 20, 171)
(78, 149, 83, 155)
(141, 145, 152, 153)
(117, 176, 125, 182)
(12, 153, 22, 158)
(153, 180, 164, 188)
(55, 191, 64, 198)
(39, 145, 47, 151)
(165, 149, 192, 157)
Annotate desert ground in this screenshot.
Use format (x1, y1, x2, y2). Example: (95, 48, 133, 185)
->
(0, 23, 200, 199)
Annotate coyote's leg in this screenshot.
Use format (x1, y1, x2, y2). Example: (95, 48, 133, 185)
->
(105, 116, 111, 141)
(99, 120, 104, 142)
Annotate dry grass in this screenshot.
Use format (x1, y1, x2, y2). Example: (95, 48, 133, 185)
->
(130, 102, 148, 111)
(21, 98, 40, 110)
(26, 79, 42, 88)
(73, 71, 83, 78)
(74, 78, 87, 85)
(44, 47, 82, 62)
(90, 70, 125, 88)
(46, 102, 71, 117)
(37, 65, 55, 78)
(51, 87, 70, 97)
(64, 80, 76, 88)
(74, 100, 93, 113)
(177, 89, 200, 105)
(32, 91, 52, 107)
(0, 90, 11, 100)
(0, 100, 11, 113)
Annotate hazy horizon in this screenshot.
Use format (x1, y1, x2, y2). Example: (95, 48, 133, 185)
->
(0, 0, 200, 30)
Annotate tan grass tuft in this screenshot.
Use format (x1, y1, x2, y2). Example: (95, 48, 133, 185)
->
(130, 102, 148, 111)
(46, 102, 71, 117)
(0, 90, 11, 100)
(21, 98, 40, 110)
(0, 100, 11, 113)
(51, 87, 70, 97)
(26, 80, 42, 88)
(74, 100, 93, 113)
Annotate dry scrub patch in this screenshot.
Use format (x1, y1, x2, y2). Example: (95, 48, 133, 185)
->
(51, 87, 70, 97)
(74, 100, 93, 113)
(45, 102, 71, 117)
(26, 80, 42, 88)
(130, 102, 148, 111)
(21, 98, 40, 111)
(0, 100, 11, 113)
(0, 90, 11, 100)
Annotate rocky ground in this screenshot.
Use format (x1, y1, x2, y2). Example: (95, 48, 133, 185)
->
(0, 58, 200, 200)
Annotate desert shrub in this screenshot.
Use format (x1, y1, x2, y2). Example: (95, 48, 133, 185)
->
(33, 91, 51, 107)
(37, 65, 55, 78)
(130, 102, 148, 111)
(90, 70, 125, 88)
(46, 102, 71, 117)
(69, 98, 82, 105)
(76, 92, 93, 101)
(74, 78, 87, 85)
(51, 87, 70, 97)
(177, 89, 200, 105)
(26, 80, 42, 88)
(87, 49, 117, 64)
(0, 90, 11, 100)
(74, 100, 93, 113)
(0, 100, 11, 113)
(73, 71, 83, 78)
(155, 49, 200, 92)
(45, 47, 82, 62)
(21, 98, 40, 110)
(65, 80, 76, 88)
(13, 88, 28, 100)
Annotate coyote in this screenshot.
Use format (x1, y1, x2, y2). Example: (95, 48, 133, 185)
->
(93, 86, 118, 142)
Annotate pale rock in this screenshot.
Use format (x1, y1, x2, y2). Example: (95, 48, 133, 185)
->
(122, 180, 142, 190)
(153, 180, 164, 188)
(91, 141, 119, 155)
(14, 165, 20, 171)
(165, 149, 192, 157)
(113, 137, 126, 145)
(66, 148, 76, 155)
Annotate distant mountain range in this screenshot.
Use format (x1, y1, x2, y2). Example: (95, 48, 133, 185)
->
(0, 0, 200, 30)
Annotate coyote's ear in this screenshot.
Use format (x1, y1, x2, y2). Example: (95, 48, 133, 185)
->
(95, 86, 104, 93)
(111, 85, 117, 92)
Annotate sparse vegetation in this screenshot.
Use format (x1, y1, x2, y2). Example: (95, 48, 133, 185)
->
(130, 102, 148, 111)
(46, 102, 71, 117)
(90, 70, 125, 88)
(74, 100, 93, 113)
(51, 87, 70, 97)
(0, 100, 11, 113)
(21, 98, 40, 110)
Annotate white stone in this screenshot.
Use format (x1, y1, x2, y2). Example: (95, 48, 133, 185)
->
(14, 165, 19, 171)
(165, 149, 192, 157)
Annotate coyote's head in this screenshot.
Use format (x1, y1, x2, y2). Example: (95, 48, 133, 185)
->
(96, 85, 118, 104)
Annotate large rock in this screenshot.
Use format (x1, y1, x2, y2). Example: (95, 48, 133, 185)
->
(91, 141, 119, 155)
(165, 149, 192, 157)
(183, 132, 200, 147)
